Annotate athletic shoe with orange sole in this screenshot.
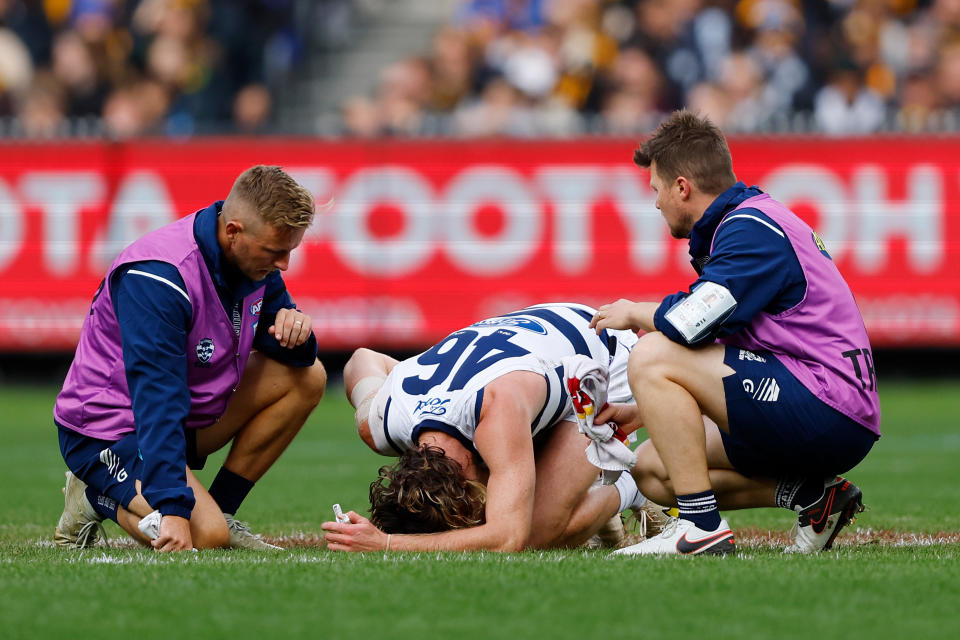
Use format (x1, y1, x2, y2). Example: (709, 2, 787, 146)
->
(785, 476, 864, 553)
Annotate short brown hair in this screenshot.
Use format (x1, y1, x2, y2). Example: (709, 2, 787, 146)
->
(229, 165, 315, 229)
(369, 445, 486, 534)
(633, 110, 736, 195)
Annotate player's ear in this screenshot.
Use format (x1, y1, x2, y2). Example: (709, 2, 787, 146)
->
(224, 219, 243, 241)
(676, 175, 692, 200)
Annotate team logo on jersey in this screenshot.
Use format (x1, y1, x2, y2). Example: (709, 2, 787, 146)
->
(250, 298, 263, 316)
(195, 338, 215, 366)
(415, 398, 451, 416)
(812, 231, 832, 259)
(472, 317, 547, 334)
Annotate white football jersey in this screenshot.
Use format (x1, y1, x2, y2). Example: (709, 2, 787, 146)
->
(367, 303, 637, 456)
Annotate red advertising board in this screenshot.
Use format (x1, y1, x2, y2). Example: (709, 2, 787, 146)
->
(1, 137, 957, 351)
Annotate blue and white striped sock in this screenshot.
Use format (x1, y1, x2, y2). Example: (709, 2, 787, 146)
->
(676, 489, 721, 531)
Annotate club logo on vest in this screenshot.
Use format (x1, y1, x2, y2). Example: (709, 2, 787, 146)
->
(195, 338, 215, 367)
(250, 298, 263, 316)
(812, 231, 832, 260)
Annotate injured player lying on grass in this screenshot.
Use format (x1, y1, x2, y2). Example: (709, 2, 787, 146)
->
(321, 303, 668, 553)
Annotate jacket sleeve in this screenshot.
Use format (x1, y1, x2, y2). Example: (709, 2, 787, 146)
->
(111, 261, 196, 519)
(653, 212, 806, 346)
(252, 274, 319, 367)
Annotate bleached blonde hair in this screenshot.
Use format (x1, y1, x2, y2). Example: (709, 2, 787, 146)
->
(228, 165, 315, 229)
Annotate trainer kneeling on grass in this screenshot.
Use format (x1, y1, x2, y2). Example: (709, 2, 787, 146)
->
(590, 110, 881, 556)
(54, 165, 326, 552)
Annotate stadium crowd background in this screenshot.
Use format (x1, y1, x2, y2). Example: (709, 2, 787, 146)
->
(2, 0, 960, 138)
(0, 0, 304, 137)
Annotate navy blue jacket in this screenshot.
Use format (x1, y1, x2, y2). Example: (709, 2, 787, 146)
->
(110, 202, 318, 518)
(653, 182, 807, 346)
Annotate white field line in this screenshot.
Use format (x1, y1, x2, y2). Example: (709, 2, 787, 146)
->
(20, 528, 960, 559)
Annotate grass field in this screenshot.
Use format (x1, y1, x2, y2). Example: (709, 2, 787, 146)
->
(1, 381, 958, 639)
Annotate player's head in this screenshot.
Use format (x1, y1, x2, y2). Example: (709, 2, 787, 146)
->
(221, 165, 315, 281)
(368, 445, 487, 534)
(633, 110, 736, 238)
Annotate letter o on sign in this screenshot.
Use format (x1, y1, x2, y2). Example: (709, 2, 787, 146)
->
(333, 167, 435, 276)
(443, 166, 541, 275)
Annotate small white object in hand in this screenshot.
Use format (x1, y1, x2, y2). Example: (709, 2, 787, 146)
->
(333, 503, 350, 524)
(138, 510, 162, 540)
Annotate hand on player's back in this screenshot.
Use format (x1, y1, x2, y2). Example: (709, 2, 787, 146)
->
(590, 299, 641, 333)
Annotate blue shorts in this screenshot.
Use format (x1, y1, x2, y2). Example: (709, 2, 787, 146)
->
(57, 423, 206, 506)
(720, 346, 877, 479)
(57, 423, 142, 508)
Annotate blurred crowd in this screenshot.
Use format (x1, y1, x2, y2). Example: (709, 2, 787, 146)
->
(0, 0, 301, 138)
(342, 0, 960, 137)
(6, 0, 960, 138)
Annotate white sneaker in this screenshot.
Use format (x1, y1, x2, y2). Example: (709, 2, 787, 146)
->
(54, 471, 108, 548)
(785, 477, 864, 553)
(224, 513, 283, 550)
(611, 517, 735, 556)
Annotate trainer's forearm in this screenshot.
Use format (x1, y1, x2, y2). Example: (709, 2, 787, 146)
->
(631, 302, 659, 333)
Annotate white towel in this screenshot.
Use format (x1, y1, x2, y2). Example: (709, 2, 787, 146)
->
(561, 355, 637, 484)
(137, 510, 162, 540)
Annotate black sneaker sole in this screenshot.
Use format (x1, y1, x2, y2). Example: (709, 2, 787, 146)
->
(701, 538, 736, 556)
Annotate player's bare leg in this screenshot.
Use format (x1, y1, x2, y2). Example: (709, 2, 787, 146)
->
(632, 424, 777, 510)
(614, 333, 738, 555)
(628, 333, 733, 495)
(194, 352, 325, 548)
(115, 472, 230, 549)
(197, 352, 326, 481)
(526, 421, 621, 549)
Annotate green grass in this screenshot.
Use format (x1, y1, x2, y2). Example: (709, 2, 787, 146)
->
(1, 381, 958, 639)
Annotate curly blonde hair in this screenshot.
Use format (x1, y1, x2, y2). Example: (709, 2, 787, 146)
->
(369, 445, 487, 534)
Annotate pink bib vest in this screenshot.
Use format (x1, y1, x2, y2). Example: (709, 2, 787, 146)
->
(54, 213, 264, 441)
(715, 195, 881, 435)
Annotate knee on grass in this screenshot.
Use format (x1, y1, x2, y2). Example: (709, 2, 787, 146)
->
(192, 518, 230, 550)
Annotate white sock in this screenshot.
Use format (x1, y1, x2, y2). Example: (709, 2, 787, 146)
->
(614, 472, 647, 513)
